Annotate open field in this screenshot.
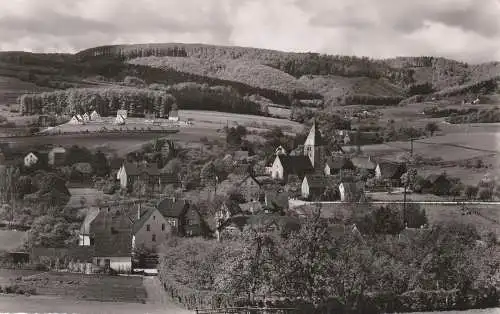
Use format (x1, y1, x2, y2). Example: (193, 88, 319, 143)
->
(13, 272, 147, 303)
(0, 294, 191, 314)
(0, 269, 43, 286)
(0, 230, 27, 252)
(66, 188, 114, 209)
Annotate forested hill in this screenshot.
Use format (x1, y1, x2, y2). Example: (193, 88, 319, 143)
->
(77, 43, 500, 105)
(1, 43, 499, 113)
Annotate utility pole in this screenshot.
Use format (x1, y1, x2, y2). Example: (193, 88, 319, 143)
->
(410, 138, 414, 157)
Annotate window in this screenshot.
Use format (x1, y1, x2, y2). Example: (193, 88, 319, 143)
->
(152, 234, 156, 242)
(153, 215, 155, 220)
(96, 259, 101, 265)
(146, 224, 150, 231)
(161, 223, 165, 231)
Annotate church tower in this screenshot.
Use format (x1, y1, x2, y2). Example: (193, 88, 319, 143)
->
(303, 120, 326, 169)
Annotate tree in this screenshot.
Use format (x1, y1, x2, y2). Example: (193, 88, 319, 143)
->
(92, 150, 109, 177)
(425, 122, 440, 136)
(464, 185, 479, 200)
(200, 161, 217, 187)
(26, 215, 76, 248)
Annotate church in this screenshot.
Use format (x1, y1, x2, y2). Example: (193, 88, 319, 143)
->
(270, 121, 327, 181)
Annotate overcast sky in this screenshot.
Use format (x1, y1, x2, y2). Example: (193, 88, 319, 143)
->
(1, 0, 499, 63)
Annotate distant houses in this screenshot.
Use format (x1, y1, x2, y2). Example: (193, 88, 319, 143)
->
(24, 152, 39, 167)
(48, 146, 66, 166)
(90, 110, 101, 121)
(69, 115, 84, 125)
(168, 109, 179, 122)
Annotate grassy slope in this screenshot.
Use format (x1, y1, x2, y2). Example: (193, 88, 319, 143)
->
(0, 76, 53, 106)
(0, 230, 27, 251)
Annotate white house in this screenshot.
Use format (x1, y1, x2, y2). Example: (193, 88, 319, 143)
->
(69, 115, 84, 125)
(114, 115, 126, 125)
(275, 145, 287, 156)
(90, 110, 101, 121)
(24, 152, 39, 167)
(82, 113, 90, 122)
(339, 182, 360, 202)
(168, 110, 179, 122)
(48, 146, 66, 166)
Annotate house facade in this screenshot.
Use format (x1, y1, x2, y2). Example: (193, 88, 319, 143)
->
(114, 115, 125, 125)
(24, 152, 39, 167)
(157, 198, 206, 237)
(237, 175, 262, 202)
(48, 147, 66, 166)
(90, 110, 101, 120)
(116, 162, 161, 192)
(168, 110, 179, 121)
(132, 207, 173, 252)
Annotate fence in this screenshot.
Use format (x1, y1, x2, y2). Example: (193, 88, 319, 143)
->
(195, 307, 298, 314)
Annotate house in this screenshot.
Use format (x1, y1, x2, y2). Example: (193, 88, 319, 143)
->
(339, 182, 362, 202)
(48, 146, 66, 166)
(375, 161, 407, 186)
(270, 155, 314, 181)
(79, 207, 100, 246)
(156, 198, 207, 237)
(237, 174, 262, 202)
(90, 110, 101, 121)
(69, 115, 84, 125)
(168, 110, 179, 122)
(24, 152, 39, 167)
(116, 162, 161, 192)
(215, 200, 243, 227)
(301, 175, 327, 200)
(82, 113, 90, 122)
(117, 110, 128, 119)
(424, 173, 452, 195)
(324, 156, 355, 176)
(114, 114, 126, 125)
(351, 156, 376, 172)
(264, 190, 289, 211)
(90, 207, 134, 272)
(132, 207, 173, 252)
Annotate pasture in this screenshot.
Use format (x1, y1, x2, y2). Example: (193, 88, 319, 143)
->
(0, 269, 43, 286)
(13, 272, 147, 303)
(0, 230, 27, 252)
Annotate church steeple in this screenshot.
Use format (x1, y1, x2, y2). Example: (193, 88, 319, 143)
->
(304, 120, 325, 169)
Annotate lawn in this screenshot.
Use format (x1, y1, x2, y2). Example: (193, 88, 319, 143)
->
(0, 230, 27, 252)
(13, 272, 147, 303)
(0, 269, 43, 286)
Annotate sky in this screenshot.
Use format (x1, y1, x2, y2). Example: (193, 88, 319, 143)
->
(1, 0, 500, 63)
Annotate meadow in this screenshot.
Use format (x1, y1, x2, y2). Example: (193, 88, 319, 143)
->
(0, 230, 27, 252)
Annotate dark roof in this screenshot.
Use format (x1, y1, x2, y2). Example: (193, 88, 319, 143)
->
(351, 156, 376, 170)
(122, 162, 160, 176)
(132, 207, 157, 234)
(265, 191, 289, 210)
(426, 173, 448, 184)
(220, 215, 251, 231)
(326, 156, 354, 170)
(156, 198, 189, 218)
(222, 200, 243, 216)
(304, 175, 327, 189)
(377, 162, 406, 180)
(277, 155, 314, 176)
(340, 182, 360, 201)
(110, 158, 124, 170)
(249, 213, 301, 232)
(238, 174, 261, 187)
(91, 209, 133, 257)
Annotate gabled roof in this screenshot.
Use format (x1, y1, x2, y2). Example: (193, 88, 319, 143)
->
(325, 156, 354, 170)
(426, 173, 449, 184)
(277, 155, 314, 176)
(132, 207, 158, 234)
(156, 198, 189, 218)
(304, 175, 327, 189)
(304, 121, 326, 146)
(339, 182, 361, 201)
(121, 162, 160, 176)
(90, 208, 133, 257)
(238, 174, 261, 187)
(351, 156, 376, 170)
(377, 162, 406, 180)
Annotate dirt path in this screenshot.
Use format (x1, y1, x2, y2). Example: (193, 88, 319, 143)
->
(143, 276, 192, 313)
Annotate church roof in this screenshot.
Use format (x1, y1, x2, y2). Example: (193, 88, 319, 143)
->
(304, 121, 326, 147)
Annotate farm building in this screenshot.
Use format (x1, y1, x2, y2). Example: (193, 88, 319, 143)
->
(116, 162, 161, 191)
(168, 110, 179, 122)
(24, 152, 39, 167)
(69, 115, 84, 125)
(156, 198, 208, 237)
(48, 146, 66, 166)
(301, 175, 327, 200)
(82, 113, 90, 122)
(90, 110, 101, 120)
(375, 161, 407, 186)
(324, 156, 355, 176)
(339, 182, 362, 202)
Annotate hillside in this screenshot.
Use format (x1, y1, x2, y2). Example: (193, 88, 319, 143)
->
(0, 43, 499, 115)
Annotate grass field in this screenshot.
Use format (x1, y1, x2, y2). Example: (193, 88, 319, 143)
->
(0, 230, 27, 252)
(0, 269, 42, 286)
(14, 272, 147, 303)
